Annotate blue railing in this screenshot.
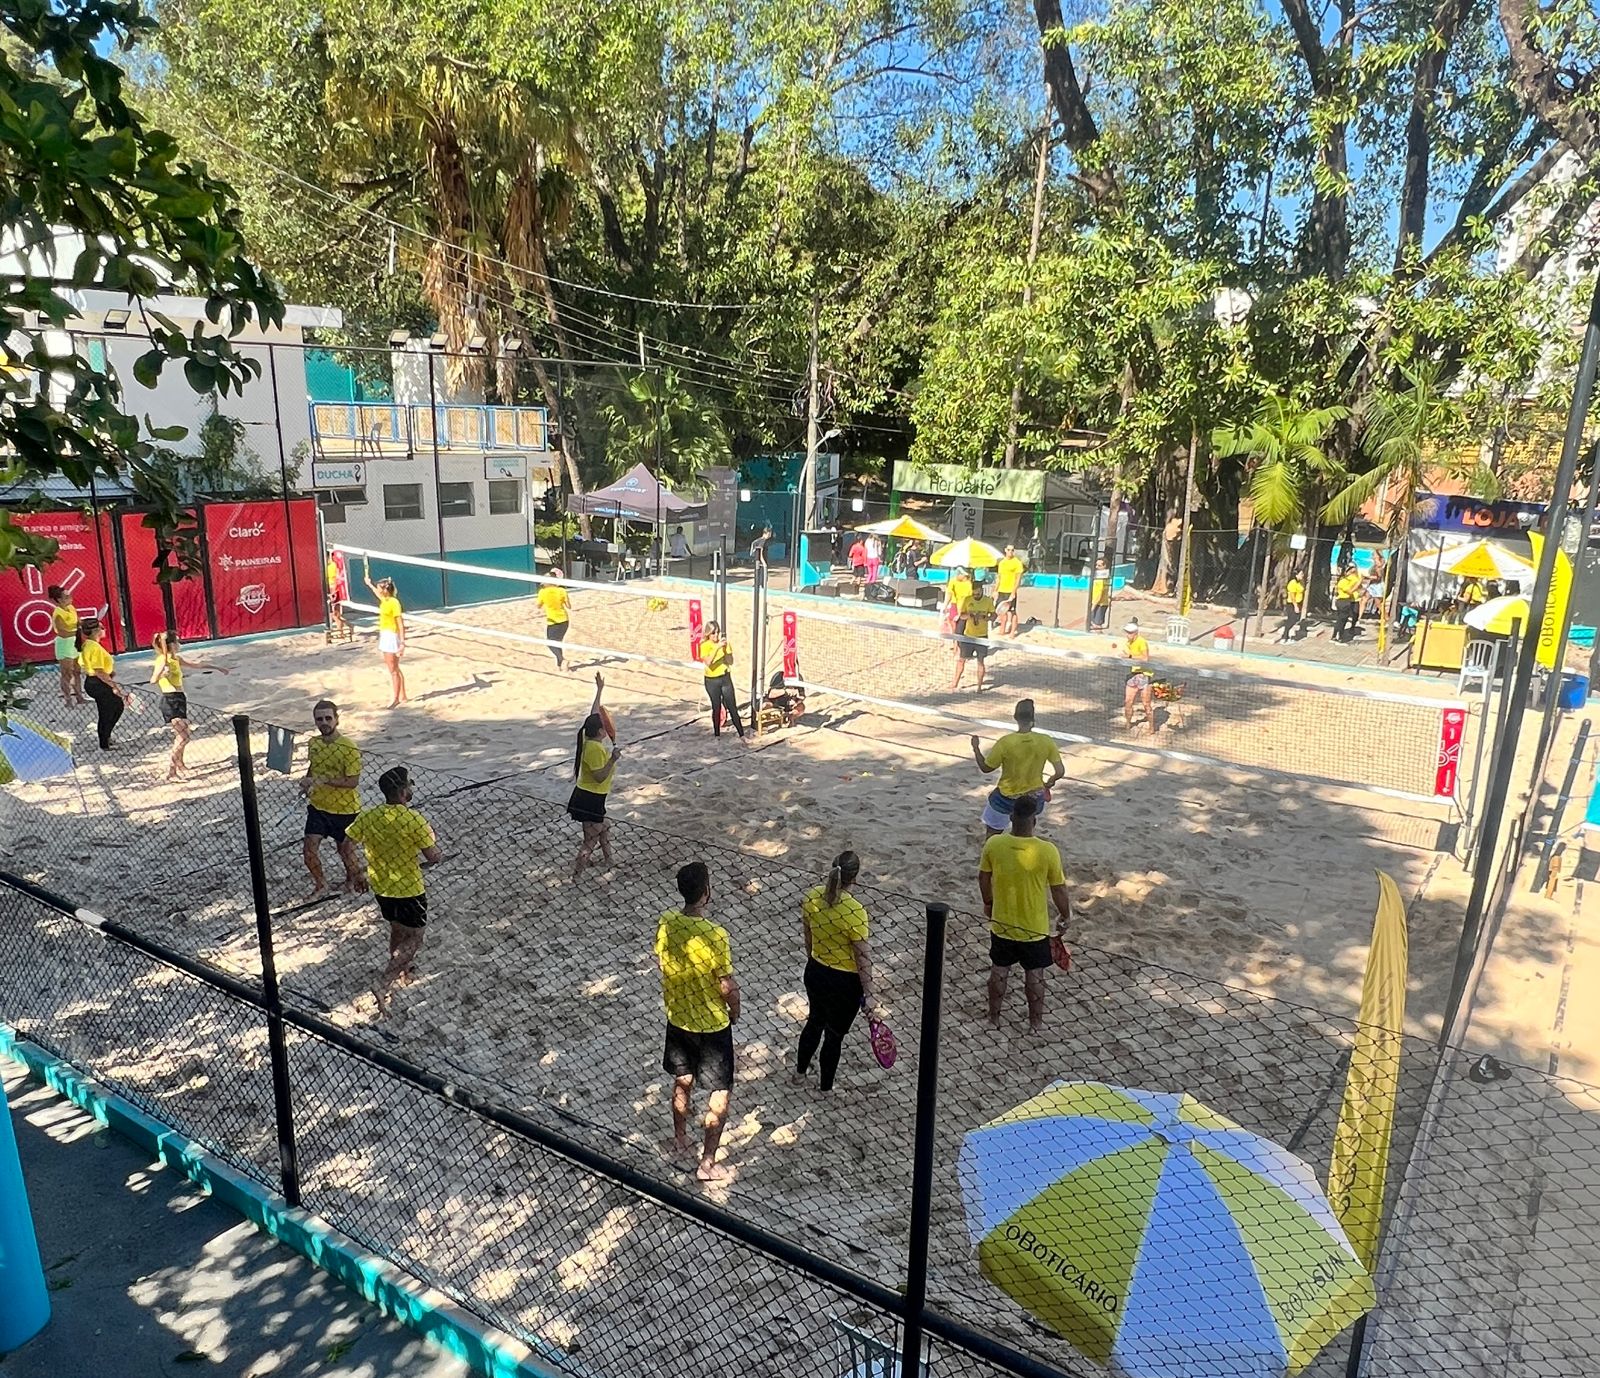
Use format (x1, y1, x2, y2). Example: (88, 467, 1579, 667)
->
(308, 402, 548, 453)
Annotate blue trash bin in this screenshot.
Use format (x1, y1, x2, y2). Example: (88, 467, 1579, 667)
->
(1560, 672, 1590, 711)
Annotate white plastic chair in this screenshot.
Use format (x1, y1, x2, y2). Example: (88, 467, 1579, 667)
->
(1458, 638, 1498, 696)
(831, 1315, 932, 1378)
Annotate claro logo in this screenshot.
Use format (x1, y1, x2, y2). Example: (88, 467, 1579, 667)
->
(228, 523, 267, 539)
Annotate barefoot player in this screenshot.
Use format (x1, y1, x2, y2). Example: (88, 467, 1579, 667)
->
(978, 794, 1072, 1033)
(971, 697, 1065, 837)
(656, 861, 740, 1181)
(347, 765, 442, 1009)
(300, 700, 363, 899)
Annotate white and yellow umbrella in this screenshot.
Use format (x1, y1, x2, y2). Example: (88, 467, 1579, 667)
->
(931, 536, 1004, 570)
(855, 515, 949, 542)
(1410, 539, 1533, 583)
(959, 1080, 1374, 1377)
(1464, 593, 1532, 635)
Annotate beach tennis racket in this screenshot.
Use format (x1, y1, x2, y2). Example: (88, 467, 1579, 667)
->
(1050, 935, 1073, 972)
(863, 1001, 897, 1069)
(598, 705, 617, 741)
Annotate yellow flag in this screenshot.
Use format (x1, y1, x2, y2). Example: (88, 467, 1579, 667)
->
(1526, 531, 1573, 671)
(1328, 870, 1409, 1271)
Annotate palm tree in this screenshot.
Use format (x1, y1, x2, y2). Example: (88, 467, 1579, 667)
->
(1323, 360, 1492, 640)
(603, 367, 730, 485)
(1214, 396, 1350, 621)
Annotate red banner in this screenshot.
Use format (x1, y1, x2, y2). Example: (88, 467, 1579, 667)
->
(203, 501, 307, 638)
(783, 610, 798, 679)
(119, 510, 211, 649)
(285, 496, 326, 626)
(688, 598, 703, 661)
(0, 511, 123, 663)
(1435, 706, 1467, 798)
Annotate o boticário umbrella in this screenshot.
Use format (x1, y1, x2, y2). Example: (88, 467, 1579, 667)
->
(958, 1081, 1374, 1378)
(855, 514, 949, 542)
(0, 715, 75, 785)
(931, 536, 1004, 569)
(1410, 538, 1533, 583)
(1465, 593, 1531, 635)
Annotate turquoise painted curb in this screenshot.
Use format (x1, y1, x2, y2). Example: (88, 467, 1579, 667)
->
(0, 1029, 564, 1378)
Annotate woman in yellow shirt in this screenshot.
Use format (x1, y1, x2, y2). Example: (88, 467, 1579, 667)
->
(699, 620, 747, 741)
(48, 584, 86, 706)
(568, 672, 621, 876)
(77, 618, 129, 751)
(537, 566, 573, 671)
(1121, 619, 1155, 732)
(795, 850, 878, 1092)
(363, 562, 408, 708)
(150, 631, 230, 779)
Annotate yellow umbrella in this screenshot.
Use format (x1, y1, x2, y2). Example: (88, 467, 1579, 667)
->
(1410, 539, 1533, 582)
(1464, 593, 1531, 634)
(931, 536, 1004, 569)
(855, 515, 949, 542)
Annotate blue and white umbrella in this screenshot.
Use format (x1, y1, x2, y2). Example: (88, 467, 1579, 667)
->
(0, 715, 76, 784)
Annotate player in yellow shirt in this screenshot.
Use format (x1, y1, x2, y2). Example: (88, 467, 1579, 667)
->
(325, 551, 350, 642)
(299, 699, 364, 900)
(537, 566, 573, 671)
(1279, 573, 1306, 643)
(943, 568, 974, 651)
(656, 861, 741, 1180)
(950, 573, 996, 691)
(1121, 619, 1155, 732)
(77, 618, 129, 751)
(568, 672, 620, 877)
(48, 584, 86, 706)
(362, 560, 408, 708)
(995, 545, 1026, 637)
(795, 850, 879, 1092)
(346, 766, 442, 1009)
(1332, 564, 1363, 643)
(978, 794, 1073, 1031)
(971, 698, 1066, 835)
(699, 620, 747, 740)
(150, 631, 229, 779)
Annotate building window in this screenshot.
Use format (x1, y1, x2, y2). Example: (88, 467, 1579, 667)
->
(487, 479, 523, 516)
(439, 482, 476, 518)
(384, 483, 424, 521)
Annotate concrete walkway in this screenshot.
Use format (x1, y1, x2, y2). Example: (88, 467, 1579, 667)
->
(0, 1062, 471, 1378)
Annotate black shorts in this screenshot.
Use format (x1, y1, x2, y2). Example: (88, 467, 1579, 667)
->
(567, 787, 607, 824)
(662, 1023, 734, 1092)
(996, 593, 1018, 613)
(376, 893, 428, 929)
(305, 806, 358, 841)
(958, 638, 989, 661)
(990, 933, 1052, 970)
(160, 691, 189, 723)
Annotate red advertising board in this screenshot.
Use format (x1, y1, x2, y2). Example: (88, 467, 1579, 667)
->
(119, 510, 212, 649)
(286, 497, 326, 626)
(203, 500, 307, 638)
(1435, 706, 1466, 798)
(0, 511, 123, 664)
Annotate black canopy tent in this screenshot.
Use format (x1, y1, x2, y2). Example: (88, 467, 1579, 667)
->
(565, 463, 706, 576)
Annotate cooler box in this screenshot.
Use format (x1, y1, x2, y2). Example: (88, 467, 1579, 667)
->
(1560, 672, 1590, 711)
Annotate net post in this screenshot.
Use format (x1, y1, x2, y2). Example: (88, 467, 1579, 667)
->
(899, 900, 948, 1378)
(718, 535, 729, 633)
(232, 713, 302, 1207)
(749, 563, 765, 729)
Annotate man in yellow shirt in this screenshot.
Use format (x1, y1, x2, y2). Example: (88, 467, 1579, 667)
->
(347, 765, 442, 1009)
(1089, 560, 1111, 630)
(1333, 564, 1363, 643)
(944, 567, 974, 645)
(1121, 620, 1155, 731)
(978, 795, 1072, 1031)
(299, 699, 363, 900)
(537, 566, 573, 671)
(1279, 573, 1306, 643)
(656, 861, 741, 1181)
(971, 697, 1066, 835)
(995, 545, 1026, 637)
(950, 573, 996, 691)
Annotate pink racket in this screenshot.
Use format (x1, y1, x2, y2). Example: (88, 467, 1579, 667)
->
(863, 1002, 897, 1069)
(1050, 935, 1073, 972)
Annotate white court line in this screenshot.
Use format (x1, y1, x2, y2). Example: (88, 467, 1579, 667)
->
(790, 679, 1452, 808)
(333, 544, 703, 604)
(779, 601, 1466, 710)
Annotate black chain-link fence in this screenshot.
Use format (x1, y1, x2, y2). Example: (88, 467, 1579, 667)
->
(5, 682, 1600, 1376)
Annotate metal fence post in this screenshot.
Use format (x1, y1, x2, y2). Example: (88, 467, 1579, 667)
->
(718, 535, 730, 634)
(899, 901, 949, 1378)
(233, 713, 302, 1207)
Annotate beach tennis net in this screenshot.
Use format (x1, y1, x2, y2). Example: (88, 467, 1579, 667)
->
(774, 600, 1470, 803)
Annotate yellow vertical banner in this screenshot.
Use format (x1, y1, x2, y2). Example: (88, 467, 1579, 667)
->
(1328, 870, 1409, 1272)
(1526, 531, 1573, 671)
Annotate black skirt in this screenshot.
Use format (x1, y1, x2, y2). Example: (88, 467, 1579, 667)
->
(567, 786, 607, 823)
(160, 691, 189, 723)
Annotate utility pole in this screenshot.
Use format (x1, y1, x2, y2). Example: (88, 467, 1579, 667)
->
(1175, 421, 1198, 615)
(1002, 124, 1051, 471)
(802, 295, 820, 537)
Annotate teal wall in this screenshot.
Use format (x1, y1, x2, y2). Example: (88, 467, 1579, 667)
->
(372, 544, 534, 611)
(305, 348, 393, 404)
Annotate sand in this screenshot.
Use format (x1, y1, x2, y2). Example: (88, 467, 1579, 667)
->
(0, 578, 1564, 1378)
